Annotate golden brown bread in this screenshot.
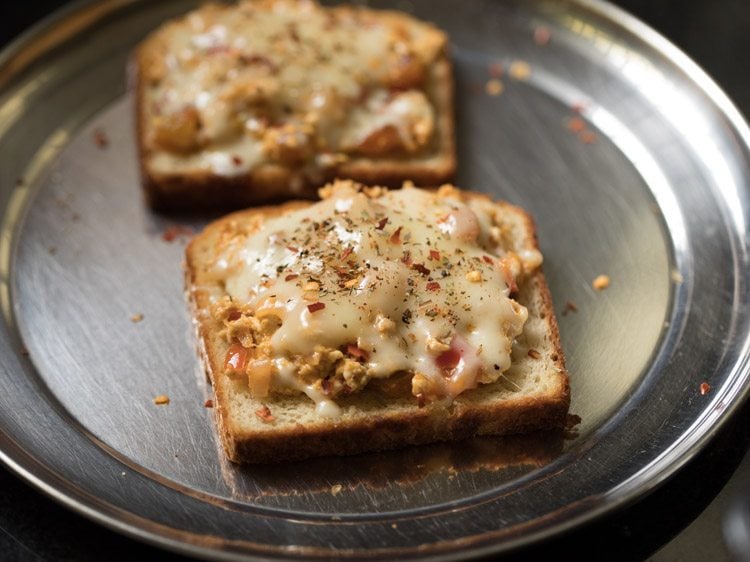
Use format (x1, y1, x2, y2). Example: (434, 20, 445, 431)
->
(135, 0, 455, 211)
(185, 182, 569, 463)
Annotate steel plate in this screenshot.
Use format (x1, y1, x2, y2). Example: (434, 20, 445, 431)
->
(1, 0, 749, 559)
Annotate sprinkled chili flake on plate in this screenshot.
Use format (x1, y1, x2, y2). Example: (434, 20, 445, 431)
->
(375, 217, 388, 230)
(426, 281, 440, 292)
(429, 249, 441, 261)
(204, 399, 214, 408)
(93, 128, 109, 148)
(284, 273, 299, 281)
(579, 130, 598, 144)
(162, 225, 193, 242)
(566, 117, 586, 133)
(533, 25, 551, 46)
(562, 300, 578, 315)
(700, 382, 711, 395)
(488, 61, 504, 78)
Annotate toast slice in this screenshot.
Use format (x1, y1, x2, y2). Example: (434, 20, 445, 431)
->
(186, 180, 569, 463)
(136, 0, 455, 211)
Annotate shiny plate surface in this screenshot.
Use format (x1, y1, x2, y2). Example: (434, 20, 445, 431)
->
(1, 0, 749, 559)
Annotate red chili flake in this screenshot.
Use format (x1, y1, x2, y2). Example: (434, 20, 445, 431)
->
(284, 273, 299, 282)
(307, 302, 326, 313)
(162, 225, 193, 242)
(527, 349, 541, 359)
(700, 382, 711, 395)
(255, 405, 275, 422)
(482, 255, 494, 265)
(401, 251, 413, 266)
(436, 347, 461, 371)
(426, 281, 440, 292)
(346, 344, 369, 361)
(429, 249, 441, 261)
(224, 343, 248, 371)
(376, 217, 389, 230)
(579, 130, 598, 144)
(389, 226, 403, 244)
(286, 246, 298, 253)
(562, 300, 578, 316)
(533, 25, 551, 46)
(204, 399, 214, 408)
(412, 263, 430, 276)
(571, 102, 587, 114)
(93, 129, 109, 148)
(340, 246, 354, 260)
(566, 117, 586, 133)
(488, 61, 504, 78)
(227, 309, 242, 321)
(231, 155, 243, 166)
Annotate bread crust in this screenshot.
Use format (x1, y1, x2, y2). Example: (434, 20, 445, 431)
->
(186, 190, 569, 464)
(135, 7, 456, 213)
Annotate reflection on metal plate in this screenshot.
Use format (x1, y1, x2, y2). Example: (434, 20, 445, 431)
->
(0, 0, 749, 558)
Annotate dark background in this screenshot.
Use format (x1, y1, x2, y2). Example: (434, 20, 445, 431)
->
(1, 1, 750, 560)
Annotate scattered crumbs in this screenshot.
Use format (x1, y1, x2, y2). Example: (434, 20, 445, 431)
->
(93, 128, 109, 149)
(592, 274, 610, 291)
(566, 117, 586, 133)
(670, 269, 684, 284)
(162, 225, 194, 242)
(533, 25, 551, 46)
(700, 382, 711, 395)
(20, 346, 29, 357)
(130, 313, 144, 323)
(484, 78, 504, 96)
(579, 130, 598, 144)
(527, 348, 541, 359)
(48, 247, 57, 256)
(255, 404, 275, 422)
(204, 398, 214, 408)
(330, 484, 343, 496)
(565, 413, 582, 430)
(508, 60, 531, 81)
(488, 61, 504, 78)
(121, 471, 126, 477)
(154, 394, 170, 405)
(391, 523, 398, 529)
(562, 300, 578, 316)
(564, 413, 582, 439)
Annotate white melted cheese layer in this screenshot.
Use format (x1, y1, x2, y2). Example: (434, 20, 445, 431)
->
(145, 0, 444, 175)
(213, 185, 533, 411)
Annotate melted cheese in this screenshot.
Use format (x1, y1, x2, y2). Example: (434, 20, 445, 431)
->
(143, 0, 446, 175)
(211, 183, 541, 412)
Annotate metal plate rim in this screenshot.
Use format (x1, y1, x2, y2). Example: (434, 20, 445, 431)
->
(1, 0, 750, 559)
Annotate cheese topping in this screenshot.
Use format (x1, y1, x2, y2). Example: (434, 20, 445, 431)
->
(209, 181, 542, 416)
(142, 0, 447, 176)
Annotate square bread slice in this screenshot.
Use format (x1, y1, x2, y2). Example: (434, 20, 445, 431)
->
(135, 0, 455, 211)
(186, 180, 569, 463)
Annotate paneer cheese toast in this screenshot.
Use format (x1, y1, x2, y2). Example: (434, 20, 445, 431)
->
(136, 0, 455, 211)
(186, 180, 569, 463)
